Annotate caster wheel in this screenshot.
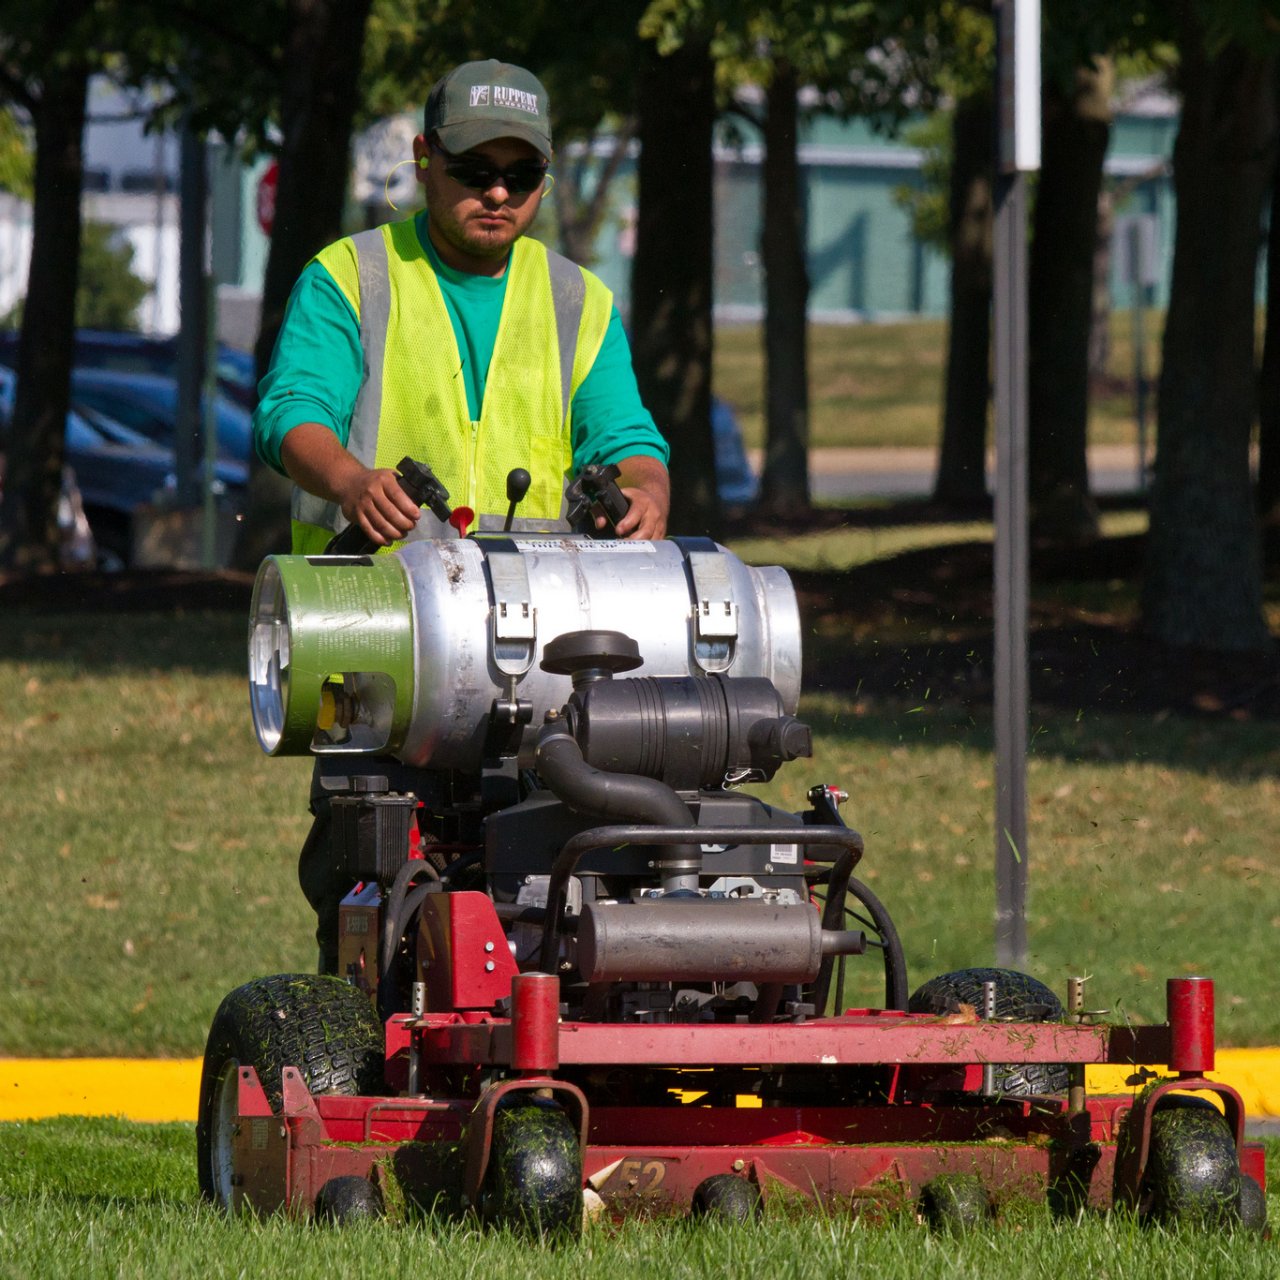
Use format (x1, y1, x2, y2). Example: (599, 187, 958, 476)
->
(1143, 1102, 1241, 1228)
(315, 1175, 384, 1223)
(691, 1173, 761, 1223)
(481, 1100, 582, 1237)
(1238, 1174, 1267, 1235)
(920, 1174, 991, 1233)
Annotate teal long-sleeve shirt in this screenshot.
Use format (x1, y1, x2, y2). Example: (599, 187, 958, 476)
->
(253, 212, 669, 477)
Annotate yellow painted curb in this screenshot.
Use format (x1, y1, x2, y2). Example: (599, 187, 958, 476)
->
(1, 1050, 1279, 1124)
(0, 1059, 200, 1123)
(1088, 1048, 1280, 1120)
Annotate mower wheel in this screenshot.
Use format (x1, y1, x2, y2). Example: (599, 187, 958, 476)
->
(315, 1174, 384, 1224)
(907, 967, 1068, 1095)
(480, 1099, 582, 1237)
(920, 1174, 991, 1233)
(196, 973, 384, 1210)
(1238, 1174, 1267, 1235)
(1143, 1100, 1242, 1229)
(691, 1173, 762, 1223)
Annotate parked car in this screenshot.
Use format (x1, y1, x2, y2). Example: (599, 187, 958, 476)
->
(70, 368, 253, 465)
(712, 396, 759, 506)
(0, 366, 247, 567)
(0, 329, 259, 409)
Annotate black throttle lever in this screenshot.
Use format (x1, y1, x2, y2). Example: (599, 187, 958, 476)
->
(564, 463, 631, 537)
(324, 457, 453, 555)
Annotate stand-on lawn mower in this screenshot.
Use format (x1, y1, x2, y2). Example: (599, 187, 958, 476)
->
(198, 461, 1267, 1234)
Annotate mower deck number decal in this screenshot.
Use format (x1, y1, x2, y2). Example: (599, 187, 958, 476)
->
(617, 1158, 666, 1193)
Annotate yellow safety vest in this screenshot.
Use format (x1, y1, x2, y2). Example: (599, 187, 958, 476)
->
(291, 219, 613, 554)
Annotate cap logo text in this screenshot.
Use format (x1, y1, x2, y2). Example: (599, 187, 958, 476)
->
(492, 85, 539, 116)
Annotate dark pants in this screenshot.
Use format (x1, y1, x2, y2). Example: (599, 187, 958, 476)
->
(298, 803, 342, 975)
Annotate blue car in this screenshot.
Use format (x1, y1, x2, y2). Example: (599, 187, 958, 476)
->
(712, 397, 758, 506)
(0, 329, 259, 410)
(70, 368, 253, 466)
(0, 365, 247, 566)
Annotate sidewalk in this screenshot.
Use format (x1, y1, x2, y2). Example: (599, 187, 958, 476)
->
(748, 445, 1149, 501)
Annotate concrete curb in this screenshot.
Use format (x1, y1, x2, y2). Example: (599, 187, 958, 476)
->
(2, 1051, 1279, 1125)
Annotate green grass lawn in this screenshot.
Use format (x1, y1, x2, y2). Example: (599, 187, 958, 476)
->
(3, 534, 1278, 1053)
(715, 313, 1163, 451)
(1, 611, 316, 1056)
(2, 532, 1279, 1272)
(0, 1118, 1275, 1280)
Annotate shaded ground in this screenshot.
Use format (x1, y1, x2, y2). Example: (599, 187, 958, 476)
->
(3, 515, 1278, 720)
(791, 532, 1280, 720)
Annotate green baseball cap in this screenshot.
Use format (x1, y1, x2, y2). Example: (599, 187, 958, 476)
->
(424, 59, 553, 161)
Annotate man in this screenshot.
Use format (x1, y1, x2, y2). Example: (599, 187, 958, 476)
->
(254, 57, 670, 550)
(253, 59, 670, 971)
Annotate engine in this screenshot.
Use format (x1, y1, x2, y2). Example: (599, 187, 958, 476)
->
(248, 533, 878, 1026)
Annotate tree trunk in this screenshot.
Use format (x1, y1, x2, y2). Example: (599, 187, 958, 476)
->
(758, 59, 810, 516)
(933, 91, 993, 507)
(0, 62, 88, 572)
(1142, 17, 1276, 651)
(1088, 187, 1114, 383)
(1257, 126, 1280, 527)
(630, 38, 718, 535)
(1027, 58, 1113, 545)
(552, 118, 636, 266)
(235, 0, 374, 568)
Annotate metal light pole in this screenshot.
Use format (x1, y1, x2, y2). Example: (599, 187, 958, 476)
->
(992, 0, 1039, 968)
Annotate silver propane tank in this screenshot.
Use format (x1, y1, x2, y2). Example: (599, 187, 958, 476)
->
(249, 536, 802, 772)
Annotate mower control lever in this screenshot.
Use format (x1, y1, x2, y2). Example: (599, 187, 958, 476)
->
(565, 463, 630, 537)
(324, 456, 453, 555)
(503, 468, 532, 532)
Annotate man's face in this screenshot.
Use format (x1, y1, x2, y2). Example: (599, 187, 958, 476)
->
(414, 135, 546, 271)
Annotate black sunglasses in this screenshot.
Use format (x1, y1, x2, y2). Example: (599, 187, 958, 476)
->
(430, 142, 548, 195)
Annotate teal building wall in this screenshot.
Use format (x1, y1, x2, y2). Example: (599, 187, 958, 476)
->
(583, 103, 1178, 323)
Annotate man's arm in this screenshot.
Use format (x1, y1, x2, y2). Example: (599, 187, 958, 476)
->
(609, 454, 670, 540)
(281, 422, 422, 546)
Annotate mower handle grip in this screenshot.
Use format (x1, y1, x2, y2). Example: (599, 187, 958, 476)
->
(324, 457, 452, 555)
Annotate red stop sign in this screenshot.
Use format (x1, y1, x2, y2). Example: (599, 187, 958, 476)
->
(256, 160, 279, 235)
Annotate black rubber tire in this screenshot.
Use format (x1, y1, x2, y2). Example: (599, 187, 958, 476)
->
(480, 1099, 582, 1237)
(1143, 1103, 1242, 1228)
(1238, 1173, 1267, 1235)
(920, 1173, 991, 1233)
(691, 1173, 762, 1223)
(315, 1174, 385, 1223)
(907, 967, 1068, 1095)
(196, 973, 384, 1208)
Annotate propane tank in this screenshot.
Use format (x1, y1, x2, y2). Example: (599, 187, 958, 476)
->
(249, 536, 802, 772)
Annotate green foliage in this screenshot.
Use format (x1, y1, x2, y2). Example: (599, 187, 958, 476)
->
(891, 113, 952, 254)
(2, 221, 149, 331)
(639, 1, 915, 119)
(361, 0, 647, 141)
(0, 108, 31, 197)
(75, 221, 149, 330)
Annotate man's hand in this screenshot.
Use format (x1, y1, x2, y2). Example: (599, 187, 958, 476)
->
(605, 454, 670, 540)
(281, 422, 420, 547)
(336, 466, 422, 546)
